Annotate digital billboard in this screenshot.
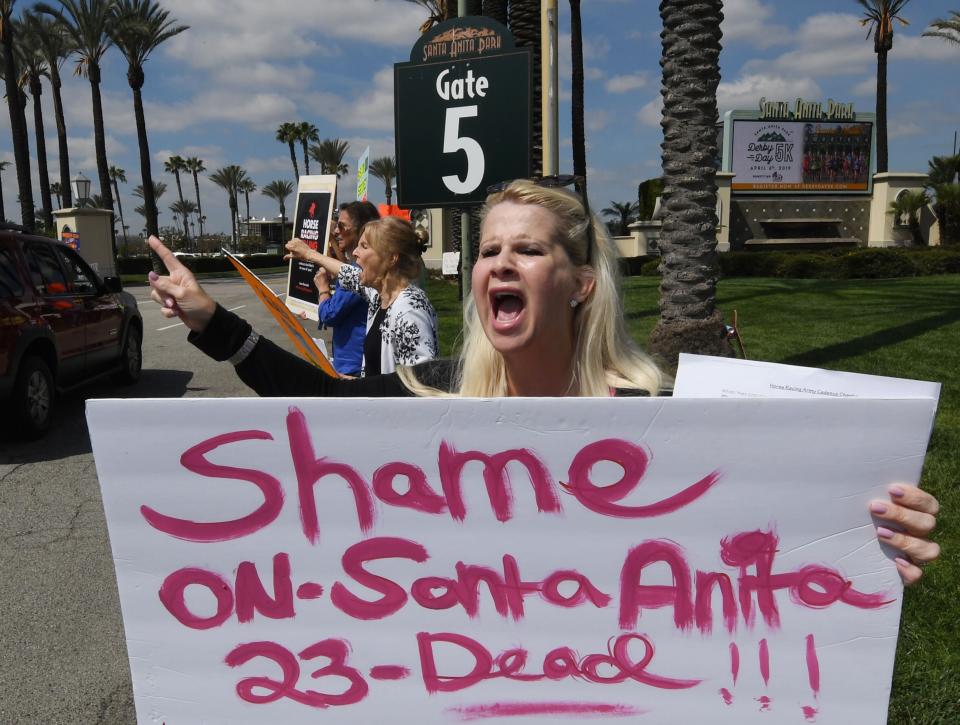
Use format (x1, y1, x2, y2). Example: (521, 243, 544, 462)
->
(731, 120, 873, 193)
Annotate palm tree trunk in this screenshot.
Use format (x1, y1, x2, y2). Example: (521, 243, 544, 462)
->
(648, 0, 730, 370)
(875, 45, 889, 174)
(482, 0, 507, 25)
(229, 196, 238, 246)
(244, 191, 251, 222)
(128, 66, 160, 271)
(173, 171, 189, 241)
(88, 64, 113, 213)
(192, 171, 204, 237)
(111, 178, 127, 256)
(570, 0, 586, 189)
(30, 77, 54, 230)
(302, 139, 310, 176)
(3, 15, 35, 230)
(0, 168, 6, 221)
(50, 70, 72, 208)
(288, 142, 300, 180)
(509, 0, 542, 177)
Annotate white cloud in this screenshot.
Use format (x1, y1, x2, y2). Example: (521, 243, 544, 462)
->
(721, 0, 789, 48)
(851, 77, 876, 97)
(717, 74, 822, 114)
(307, 66, 396, 133)
(605, 73, 649, 94)
(637, 96, 662, 128)
(889, 120, 924, 139)
(586, 110, 611, 132)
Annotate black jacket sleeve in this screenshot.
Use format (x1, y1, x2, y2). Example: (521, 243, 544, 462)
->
(188, 304, 452, 398)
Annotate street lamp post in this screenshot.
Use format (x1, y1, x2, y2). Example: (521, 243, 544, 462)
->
(70, 172, 91, 208)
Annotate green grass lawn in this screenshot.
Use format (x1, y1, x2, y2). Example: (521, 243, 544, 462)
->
(425, 274, 960, 723)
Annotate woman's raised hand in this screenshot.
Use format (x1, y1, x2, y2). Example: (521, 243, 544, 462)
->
(870, 483, 940, 585)
(284, 238, 318, 263)
(146, 236, 217, 333)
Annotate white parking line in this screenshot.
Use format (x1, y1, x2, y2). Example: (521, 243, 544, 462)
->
(156, 304, 245, 331)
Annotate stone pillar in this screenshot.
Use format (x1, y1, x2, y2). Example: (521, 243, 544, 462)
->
(715, 171, 735, 251)
(868, 172, 928, 247)
(52, 207, 116, 277)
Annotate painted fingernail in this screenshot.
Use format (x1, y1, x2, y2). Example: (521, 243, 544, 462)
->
(870, 501, 888, 515)
(148, 271, 158, 281)
(894, 557, 911, 568)
(876, 526, 895, 540)
(889, 484, 906, 498)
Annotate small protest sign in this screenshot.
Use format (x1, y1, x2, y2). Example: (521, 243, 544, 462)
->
(357, 146, 370, 202)
(88, 396, 937, 724)
(285, 175, 337, 321)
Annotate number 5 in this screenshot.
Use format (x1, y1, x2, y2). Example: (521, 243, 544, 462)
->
(441, 105, 485, 194)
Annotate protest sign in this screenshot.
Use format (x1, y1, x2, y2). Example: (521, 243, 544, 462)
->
(87, 396, 938, 723)
(356, 146, 370, 201)
(222, 250, 336, 375)
(285, 175, 337, 321)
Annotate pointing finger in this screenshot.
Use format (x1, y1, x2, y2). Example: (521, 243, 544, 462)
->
(148, 235, 187, 275)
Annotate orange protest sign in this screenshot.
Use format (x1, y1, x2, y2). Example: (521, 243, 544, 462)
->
(222, 250, 337, 377)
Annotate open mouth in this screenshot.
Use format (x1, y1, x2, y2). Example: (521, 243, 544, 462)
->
(491, 291, 525, 324)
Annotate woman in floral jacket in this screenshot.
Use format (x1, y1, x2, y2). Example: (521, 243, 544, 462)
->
(287, 216, 438, 376)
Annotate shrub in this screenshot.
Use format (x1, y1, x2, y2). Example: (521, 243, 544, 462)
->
(716, 247, 960, 279)
(834, 248, 919, 279)
(640, 259, 661, 276)
(776, 254, 835, 279)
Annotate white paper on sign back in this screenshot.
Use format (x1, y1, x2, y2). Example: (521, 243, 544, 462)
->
(87, 395, 938, 724)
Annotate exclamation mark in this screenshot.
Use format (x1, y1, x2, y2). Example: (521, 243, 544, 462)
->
(719, 642, 739, 705)
(756, 639, 771, 711)
(802, 634, 820, 721)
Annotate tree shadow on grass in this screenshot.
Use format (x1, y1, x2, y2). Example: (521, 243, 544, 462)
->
(0, 369, 194, 463)
(781, 309, 960, 368)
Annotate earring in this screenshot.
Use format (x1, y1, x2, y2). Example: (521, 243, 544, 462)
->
(569, 299, 579, 308)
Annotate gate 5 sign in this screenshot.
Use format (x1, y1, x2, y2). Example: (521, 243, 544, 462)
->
(395, 17, 531, 208)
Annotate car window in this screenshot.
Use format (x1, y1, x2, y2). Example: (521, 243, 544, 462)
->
(24, 243, 70, 296)
(0, 245, 24, 298)
(57, 246, 100, 295)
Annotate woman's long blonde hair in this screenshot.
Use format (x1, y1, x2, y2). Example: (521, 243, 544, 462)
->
(400, 179, 662, 397)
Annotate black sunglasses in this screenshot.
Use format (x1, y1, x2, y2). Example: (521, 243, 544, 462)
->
(485, 174, 595, 265)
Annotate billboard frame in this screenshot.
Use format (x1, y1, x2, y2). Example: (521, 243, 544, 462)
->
(721, 110, 877, 195)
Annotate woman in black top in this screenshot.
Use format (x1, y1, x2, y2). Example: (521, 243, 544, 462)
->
(147, 179, 941, 584)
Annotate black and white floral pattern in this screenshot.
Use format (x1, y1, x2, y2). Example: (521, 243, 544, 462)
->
(337, 265, 438, 375)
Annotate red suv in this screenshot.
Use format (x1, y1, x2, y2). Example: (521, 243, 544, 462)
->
(0, 227, 142, 437)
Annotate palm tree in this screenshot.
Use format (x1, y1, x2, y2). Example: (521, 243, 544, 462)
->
(109, 165, 128, 253)
(602, 201, 639, 236)
(1, 1, 35, 230)
(399, 0, 454, 32)
(238, 178, 257, 222)
(208, 165, 247, 246)
(570, 0, 586, 189)
(37, 0, 116, 221)
(23, 9, 73, 208)
(16, 17, 54, 229)
(261, 179, 294, 242)
(132, 179, 165, 223)
(184, 156, 205, 236)
(50, 179, 62, 209)
(109, 0, 187, 268)
(276, 122, 300, 180)
(296, 121, 319, 176)
(858, 0, 912, 174)
(926, 154, 960, 244)
(923, 10, 960, 45)
(0, 159, 9, 220)
(310, 137, 350, 207)
(164, 154, 190, 241)
(648, 0, 729, 368)
(888, 189, 929, 245)
(369, 156, 398, 205)
(509, 0, 542, 177)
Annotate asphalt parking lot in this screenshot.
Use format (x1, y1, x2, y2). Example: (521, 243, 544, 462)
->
(0, 273, 324, 724)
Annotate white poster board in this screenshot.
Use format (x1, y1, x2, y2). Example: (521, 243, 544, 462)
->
(88, 396, 939, 724)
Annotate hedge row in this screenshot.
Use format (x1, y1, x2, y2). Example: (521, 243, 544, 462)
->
(118, 253, 286, 276)
(626, 247, 960, 279)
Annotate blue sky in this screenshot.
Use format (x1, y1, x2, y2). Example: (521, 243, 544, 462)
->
(4, 0, 959, 235)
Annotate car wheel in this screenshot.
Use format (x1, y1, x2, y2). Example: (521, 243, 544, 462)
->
(13, 356, 54, 438)
(115, 325, 142, 384)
